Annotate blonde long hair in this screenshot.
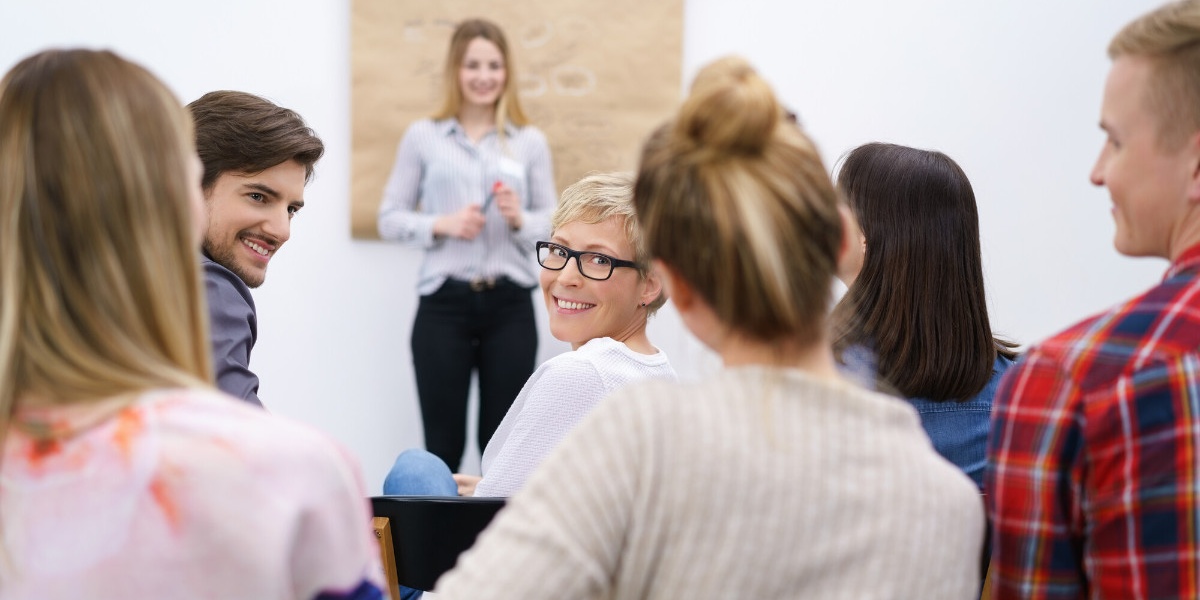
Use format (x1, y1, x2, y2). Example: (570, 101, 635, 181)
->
(432, 18, 530, 131)
(0, 49, 212, 444)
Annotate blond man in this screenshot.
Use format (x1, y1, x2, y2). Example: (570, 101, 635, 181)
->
(988, 1, 1200, 597)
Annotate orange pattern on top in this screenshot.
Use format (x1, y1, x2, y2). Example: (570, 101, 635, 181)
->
(149, 476, 182, 532)
(112, 407, 144, 460)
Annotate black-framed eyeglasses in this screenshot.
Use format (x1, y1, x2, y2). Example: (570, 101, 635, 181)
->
(535, 241, 639, 281)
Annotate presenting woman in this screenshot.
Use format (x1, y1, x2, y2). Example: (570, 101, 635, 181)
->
(378, 18, 557, 471)
(831, 142, 1018, 489)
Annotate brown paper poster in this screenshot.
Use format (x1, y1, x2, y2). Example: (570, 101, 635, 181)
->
(350, 0, 684, 238)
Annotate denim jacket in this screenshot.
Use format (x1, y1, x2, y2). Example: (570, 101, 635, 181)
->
(906, 356, 1013, 489)
(839, 347, 1012, 489)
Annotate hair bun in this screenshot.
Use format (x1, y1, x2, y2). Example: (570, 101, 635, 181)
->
(674, 56, 780, 157)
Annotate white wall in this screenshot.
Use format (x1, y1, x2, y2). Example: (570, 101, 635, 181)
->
(1, 0, 1165, 492)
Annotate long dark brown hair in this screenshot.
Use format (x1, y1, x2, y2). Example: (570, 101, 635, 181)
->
(831, 142, 1016, 401)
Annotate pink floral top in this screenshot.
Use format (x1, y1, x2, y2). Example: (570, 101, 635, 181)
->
(0, 388, 385, 600)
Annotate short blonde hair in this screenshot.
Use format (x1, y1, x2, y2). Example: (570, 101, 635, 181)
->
(1110, 0, 1200, 148)
(433, 18, 529, 131)
(551, 172, 667, 314)
(0, 50, 211, 439)
(633, 56, 842, 345)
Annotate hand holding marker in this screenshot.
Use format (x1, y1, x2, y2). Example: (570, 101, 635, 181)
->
(481, 180, 503, 211)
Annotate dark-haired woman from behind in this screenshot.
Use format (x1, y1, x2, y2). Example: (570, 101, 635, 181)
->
(832, 142, 1018, 489)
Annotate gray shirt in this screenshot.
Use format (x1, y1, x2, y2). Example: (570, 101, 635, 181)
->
(202, 255, 262, 407)
(377, 118, 556, 295)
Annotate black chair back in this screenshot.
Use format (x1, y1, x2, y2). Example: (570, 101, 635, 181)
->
(370, 495, 506, 591)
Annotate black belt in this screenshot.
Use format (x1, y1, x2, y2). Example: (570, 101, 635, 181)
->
(445, 276, 518, 292)
(469, 277, 498, 291)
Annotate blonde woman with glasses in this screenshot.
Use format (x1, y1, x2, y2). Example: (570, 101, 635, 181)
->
(384, 173, 675, 500)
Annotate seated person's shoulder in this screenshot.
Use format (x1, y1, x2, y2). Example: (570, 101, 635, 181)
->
(148, 388, 354, 475)
(204, 258, 250, 292)
(521, 352, 604, 401)
(538, 339, 618, 374)
(202, 257, 254, 307)
(1011, 291, 1200, 397)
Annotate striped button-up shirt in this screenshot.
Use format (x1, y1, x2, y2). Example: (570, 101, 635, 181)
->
(987, 243, 1200, 599)
(378, 118, 557, 294)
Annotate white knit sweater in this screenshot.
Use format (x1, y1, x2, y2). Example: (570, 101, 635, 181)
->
(475, 337, 676, 497)
(436, 367, 985, 599)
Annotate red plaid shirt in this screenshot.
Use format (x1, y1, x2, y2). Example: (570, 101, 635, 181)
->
(987, 244, 1200, 599)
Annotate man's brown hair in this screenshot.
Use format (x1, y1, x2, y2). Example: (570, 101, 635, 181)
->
(187, 91, 324, 190)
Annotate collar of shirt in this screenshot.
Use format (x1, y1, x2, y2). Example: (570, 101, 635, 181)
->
(437, 117, 516, 139)
(1165, 242, 1200, 281)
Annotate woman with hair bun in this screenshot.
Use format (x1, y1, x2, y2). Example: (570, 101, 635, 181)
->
(432, 56, 984, 599)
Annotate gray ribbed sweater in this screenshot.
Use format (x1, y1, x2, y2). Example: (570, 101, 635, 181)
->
(435, 367, 985, 599)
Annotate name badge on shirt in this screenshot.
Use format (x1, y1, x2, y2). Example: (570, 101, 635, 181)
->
(493, 156, 527, 203)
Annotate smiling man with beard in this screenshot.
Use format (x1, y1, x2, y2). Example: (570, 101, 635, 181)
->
(188, 91, 324, 407)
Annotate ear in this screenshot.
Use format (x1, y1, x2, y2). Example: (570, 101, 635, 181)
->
(834, 205, 864, 286)
(837, 205, 853, 260)
(841, 204, 866, 249)
(639, 264, 665, 308)
(653, 259, 692, 310)
(1189, 131, 1200, 204)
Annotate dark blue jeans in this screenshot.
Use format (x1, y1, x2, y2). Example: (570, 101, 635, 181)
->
(410, 278, 537, 471)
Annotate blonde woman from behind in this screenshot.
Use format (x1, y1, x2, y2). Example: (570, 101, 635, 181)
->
(0, 49, 384, 599)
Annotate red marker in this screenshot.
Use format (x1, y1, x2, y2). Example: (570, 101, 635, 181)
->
(482, 180, 503, 211)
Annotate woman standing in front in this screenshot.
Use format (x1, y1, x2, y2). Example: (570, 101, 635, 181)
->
(378, 18, 557, 470)
(431, 56, 984, 599)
